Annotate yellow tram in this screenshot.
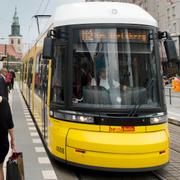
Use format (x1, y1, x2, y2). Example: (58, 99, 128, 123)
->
(21, 1, 178, 171)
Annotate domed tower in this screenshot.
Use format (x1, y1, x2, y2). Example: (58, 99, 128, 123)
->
(9, 7, 22, 54)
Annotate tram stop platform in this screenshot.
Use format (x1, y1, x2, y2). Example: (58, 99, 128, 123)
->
(3, 83, 57, 180)
(2, 83, 180, 180)
(165, 87, 180, 125)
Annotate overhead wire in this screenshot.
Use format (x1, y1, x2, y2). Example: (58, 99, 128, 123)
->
(40, 0, 52, 34)
(35, 0, 46, 15)
(32, 0, 51, 35)
(28, 0, 44, 34)
(42, 0, 50, 14)
(27, 0, 51, 46)
(28, 0, 46, 30)
(27, 0, 47, 43)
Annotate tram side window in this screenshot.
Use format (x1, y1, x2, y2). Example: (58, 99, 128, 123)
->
(27, 59, 33, 88)
(24, 63, 27, 83)
(35, 54, 42, 97)
(51, 46, 65, 104)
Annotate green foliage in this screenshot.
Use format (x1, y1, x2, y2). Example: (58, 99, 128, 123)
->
(4, 55, 22, 72)
(7, 55, 16, 62)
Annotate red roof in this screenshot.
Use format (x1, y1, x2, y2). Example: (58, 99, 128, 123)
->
(0, 44, 22, 60)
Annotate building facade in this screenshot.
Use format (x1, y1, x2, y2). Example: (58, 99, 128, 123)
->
(0, 7, 22, 70)
(86, 0, 180, 35)
(118, 0, 180, 56)
(8, 7, 22, 55)
(114, 1, 177, 30)
(130, 0, 180, 76)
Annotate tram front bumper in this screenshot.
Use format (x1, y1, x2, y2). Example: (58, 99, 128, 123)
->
(66, 129, 169, 170)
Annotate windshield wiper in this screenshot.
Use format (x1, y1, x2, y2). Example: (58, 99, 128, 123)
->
(128, 78, 155, 117)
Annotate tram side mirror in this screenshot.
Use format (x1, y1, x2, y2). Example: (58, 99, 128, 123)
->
(164, 39, 178, 61)
(42, 37, 54, 59)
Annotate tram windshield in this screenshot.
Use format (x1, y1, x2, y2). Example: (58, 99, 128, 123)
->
(72, 27, 160, 110)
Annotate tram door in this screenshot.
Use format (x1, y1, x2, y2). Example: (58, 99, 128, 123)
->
(41, 60, 49, 142)
(34, 55, 49, 142)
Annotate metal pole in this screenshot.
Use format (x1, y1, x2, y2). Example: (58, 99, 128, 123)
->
(35, 16, 40, 35)
(4, 44, 7, 56)
(33, 15, 51, 35)
(169, 88, 172, 104)
(178, 35, 180, 59)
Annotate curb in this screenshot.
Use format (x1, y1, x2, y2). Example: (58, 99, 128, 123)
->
(168, 118, 180, 126)
(165, 95, 180, 98)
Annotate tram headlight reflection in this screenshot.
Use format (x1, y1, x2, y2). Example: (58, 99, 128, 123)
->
(71, 115, 94, 123)
(150, 115, 167, 124)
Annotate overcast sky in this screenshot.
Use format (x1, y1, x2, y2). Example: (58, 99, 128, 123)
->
(0, 0, 84, 52)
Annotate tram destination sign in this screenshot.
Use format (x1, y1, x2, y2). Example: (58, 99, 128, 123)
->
(80, 29, 149, 43)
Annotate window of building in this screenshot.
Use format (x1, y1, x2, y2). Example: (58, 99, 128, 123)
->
(172, 6, 176, 18)
(11, 39, 14, 44)
(172, 6, 175, 14)
(167, 16, 170, 25)
(18, 39, 20, 44)
(173, 23, 176, 32)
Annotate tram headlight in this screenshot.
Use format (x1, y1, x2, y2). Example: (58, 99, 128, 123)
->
(150, 115, 167, 124)
(71, 115, 94, 123)
(52, 111, 94, 124)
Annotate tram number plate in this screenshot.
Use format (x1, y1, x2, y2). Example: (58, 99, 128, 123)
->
(56, 146, 65, 154)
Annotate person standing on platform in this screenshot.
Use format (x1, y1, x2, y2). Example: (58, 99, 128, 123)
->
(10, 70, 16, 89)
(0, 68, 9, 100)
(0, 96, 16, 180)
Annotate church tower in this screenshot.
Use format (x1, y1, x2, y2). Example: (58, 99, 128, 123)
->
(9, 7, 22, 54)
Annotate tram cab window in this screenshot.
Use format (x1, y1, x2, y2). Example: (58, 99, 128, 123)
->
(72, 27, 160, 110)
(51, 46, 65, 104)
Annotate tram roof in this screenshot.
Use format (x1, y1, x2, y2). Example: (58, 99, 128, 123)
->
(53, 2, 158, 27)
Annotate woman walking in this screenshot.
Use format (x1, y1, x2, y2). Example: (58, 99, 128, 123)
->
(0, 96, 15, 180)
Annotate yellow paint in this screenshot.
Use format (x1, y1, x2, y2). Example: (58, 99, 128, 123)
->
(66, 128, 168, 168)
(66, 146, 168, 168)
(67, 129, 168, 154)
(146, 123, 168, 132)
